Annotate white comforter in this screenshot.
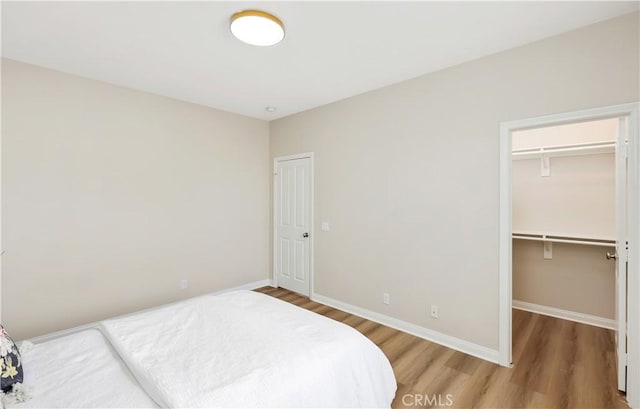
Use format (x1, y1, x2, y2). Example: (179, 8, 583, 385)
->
(101, 291, 396, 408)
(9, 329, 158, 408)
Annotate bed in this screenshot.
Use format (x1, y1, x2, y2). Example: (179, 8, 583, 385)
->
(9, 290, 397, 408)
(8, 328, 158, 408)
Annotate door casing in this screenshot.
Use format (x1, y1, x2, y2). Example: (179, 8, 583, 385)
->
(498, 103, 640, 407)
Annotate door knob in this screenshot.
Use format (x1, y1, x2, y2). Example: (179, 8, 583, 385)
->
(303, 232, 309, 238)
(606, 252, 617, 260)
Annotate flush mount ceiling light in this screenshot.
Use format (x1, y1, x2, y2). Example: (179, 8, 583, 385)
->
(230, 10, 285, 46)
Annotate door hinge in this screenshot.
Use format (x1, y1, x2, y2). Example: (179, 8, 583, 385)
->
(621, 246, 629, 264)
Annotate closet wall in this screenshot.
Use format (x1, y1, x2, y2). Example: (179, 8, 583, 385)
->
(512, 119, 617, 322)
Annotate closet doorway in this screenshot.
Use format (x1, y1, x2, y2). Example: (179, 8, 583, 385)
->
(498, 103, 639, 407)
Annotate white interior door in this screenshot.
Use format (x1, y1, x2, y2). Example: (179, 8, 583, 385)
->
(275, 157, 311, 296)
(615, 116, 628, 392)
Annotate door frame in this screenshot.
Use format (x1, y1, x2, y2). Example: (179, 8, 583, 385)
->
(272, 152, 315, 297)
(498, 103, 639, 407)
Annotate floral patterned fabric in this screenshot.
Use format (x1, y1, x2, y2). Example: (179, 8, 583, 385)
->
(1, 325, 23, 392)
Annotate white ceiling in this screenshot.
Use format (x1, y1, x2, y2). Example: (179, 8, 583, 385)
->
(2, 1, 637, 120)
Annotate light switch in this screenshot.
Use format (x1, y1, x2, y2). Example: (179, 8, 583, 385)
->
(321, 222, 330, 232)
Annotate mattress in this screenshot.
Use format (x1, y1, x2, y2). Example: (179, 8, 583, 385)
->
(7, 328, 158, 408)
(101, 290, 397, 408)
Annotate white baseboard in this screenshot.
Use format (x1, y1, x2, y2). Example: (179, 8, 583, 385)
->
(513, 300, 616, 330)
(311, 293, 500, 365)
(212, 279, 274, 295)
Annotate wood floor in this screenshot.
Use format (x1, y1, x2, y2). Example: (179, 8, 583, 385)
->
(255, 286, 627, 409)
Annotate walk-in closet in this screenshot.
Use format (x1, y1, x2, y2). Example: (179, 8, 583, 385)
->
(511, 118, 619, 328)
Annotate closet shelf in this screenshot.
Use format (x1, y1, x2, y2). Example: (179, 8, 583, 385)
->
(512, 141, 615, 160)
(512, 230, 616, 247)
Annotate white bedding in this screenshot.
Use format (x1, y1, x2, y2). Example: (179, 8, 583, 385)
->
(8, 328, 158, 408)
(101, 290, 397, 408)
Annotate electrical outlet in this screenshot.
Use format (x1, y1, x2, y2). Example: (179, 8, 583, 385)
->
(383, 293, 390, 305)
(181, 279, 188, 290)
(430, 305, 439, 319)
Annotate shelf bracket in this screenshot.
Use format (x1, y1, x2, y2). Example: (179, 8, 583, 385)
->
(540, 154, 550, 177)
(543, 241, 553, 259)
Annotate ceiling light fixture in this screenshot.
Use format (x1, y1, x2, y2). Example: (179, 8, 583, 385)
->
(230, 10, 285, 47)
(265, 106, 277, 113)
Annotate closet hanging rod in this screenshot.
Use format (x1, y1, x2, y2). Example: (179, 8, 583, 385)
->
(512, 233, 615, 247)
(512, 141, 616, 160)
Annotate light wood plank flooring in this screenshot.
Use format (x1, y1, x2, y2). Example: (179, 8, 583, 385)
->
(255, 286, 627, 408)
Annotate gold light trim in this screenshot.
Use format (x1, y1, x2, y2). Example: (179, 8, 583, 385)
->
(231, 10, 284, 30)
(230, 10, 285, 46)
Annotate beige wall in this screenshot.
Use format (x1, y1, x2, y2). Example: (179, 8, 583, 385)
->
(512, 121, 616, 319)
(512, 117, 617, 150)
(1, 59, 270, 340)
(513, 153, 615, 238)
(270, 13, 639, 350)
(512, 121, 616, 320)
(513, 241, 615, 319)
